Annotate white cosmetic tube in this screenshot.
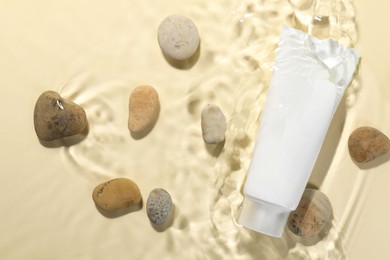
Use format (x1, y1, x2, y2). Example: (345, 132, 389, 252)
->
(239, 27, 360, 237)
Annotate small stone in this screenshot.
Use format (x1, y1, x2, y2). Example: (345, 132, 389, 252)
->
(92, 178, 142, 212)
(287, 189, 332, 238)
(128, 85, 160, 134)
(33, 91, 87, 141)
(201, 104, 226, 144)
(146, 188, 173, 225)
(348, 126, 390, 163)
(157, 15, 200, 60)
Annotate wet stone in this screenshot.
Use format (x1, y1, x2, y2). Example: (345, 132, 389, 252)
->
(146, 188, 173, 225)
(92, 178, 142, 212)
(287, 189, 332, 238)
(33, 90, 87, 141)
(201, 104, 227, 144)
(348, 126, 390, 163)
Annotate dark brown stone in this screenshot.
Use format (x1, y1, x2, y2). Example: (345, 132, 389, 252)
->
(33, 91, 87, 141)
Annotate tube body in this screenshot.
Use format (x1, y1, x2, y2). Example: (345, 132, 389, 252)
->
(239, 27, 360, 237)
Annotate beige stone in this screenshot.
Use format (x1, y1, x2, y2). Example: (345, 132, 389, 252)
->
(92, 178, 142, 211)
(128, 85, 160, 134)
(157, 15, 200, 61)
(201, 104, 226, 144)
(33, 91, 87, 141)
(348, 126, 390, 163)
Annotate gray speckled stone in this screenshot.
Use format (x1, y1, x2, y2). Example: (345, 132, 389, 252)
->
(33, 91, 87, 141)
(146, 188, 173, 225)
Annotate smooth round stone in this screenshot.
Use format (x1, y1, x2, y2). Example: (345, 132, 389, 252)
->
(128, 85, 160, 134)
(157, 15, 200, 60)
(33, 90, 87, 141)
(348, 126, 390, 163)
(287, 189, 332, 238)
(146, 188, 173, 225)
(92, 178, 142, 212)
(201, 104, 227, 144)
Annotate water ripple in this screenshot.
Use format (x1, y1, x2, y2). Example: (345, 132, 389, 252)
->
(53, 0, 358, 258)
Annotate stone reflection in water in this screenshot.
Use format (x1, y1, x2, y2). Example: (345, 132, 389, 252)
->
(288, 0, 316, 29)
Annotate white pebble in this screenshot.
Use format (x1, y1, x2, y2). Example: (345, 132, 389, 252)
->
(157, 15, 200, 60)
(201, 104, 227, 144)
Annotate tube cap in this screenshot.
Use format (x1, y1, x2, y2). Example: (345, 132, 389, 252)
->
(238, 197, 290, 237)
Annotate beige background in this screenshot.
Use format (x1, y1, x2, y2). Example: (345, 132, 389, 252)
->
(0, 0, 389, 259)
(345, 1, 390, 259)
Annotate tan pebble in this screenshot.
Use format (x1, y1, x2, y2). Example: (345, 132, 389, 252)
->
(201, 104, 226, 144)
(287, 189, 332, 238)
(348, 126, 390, 163)
(92, 178, 142, 211)
(33, 90, 87, 141)
(128, 85, 160, 134)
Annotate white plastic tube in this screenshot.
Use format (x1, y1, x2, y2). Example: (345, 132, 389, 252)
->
(238, 27, 360, 237)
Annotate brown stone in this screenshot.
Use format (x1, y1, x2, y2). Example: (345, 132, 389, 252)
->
(92, 178, 142, 211)
(33, 91, 87, 141)
(348, 126, 390, 163)
(287, 189, 332, 238)
(128, 85, 160, 134)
